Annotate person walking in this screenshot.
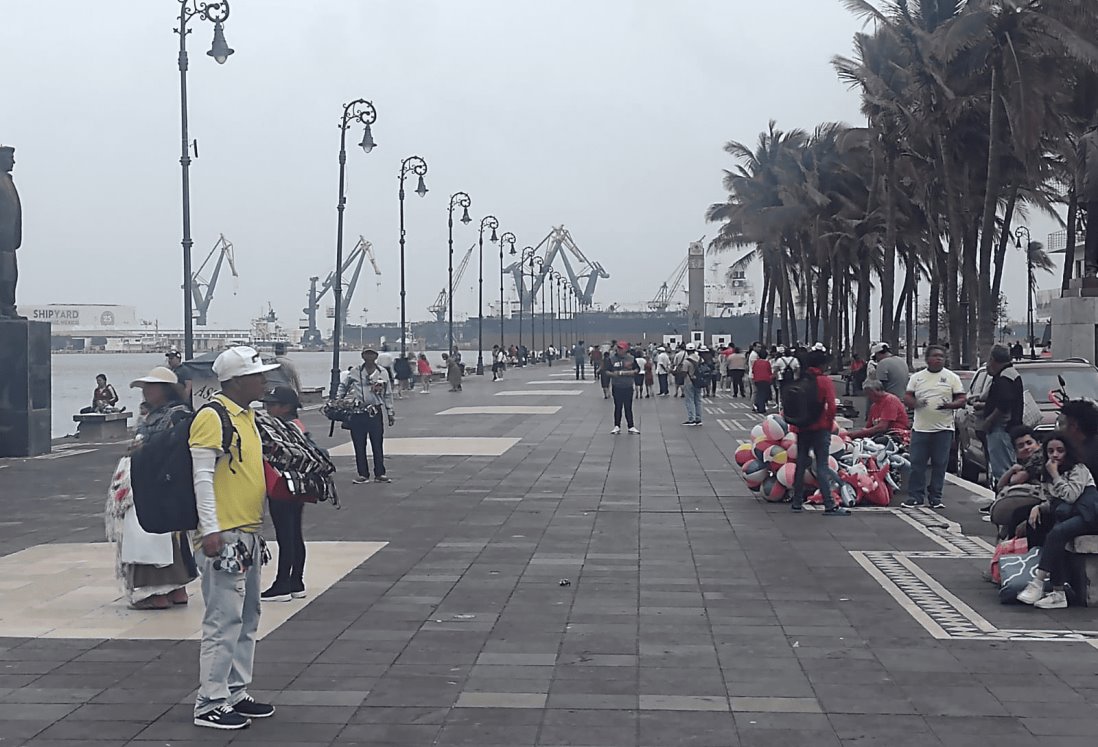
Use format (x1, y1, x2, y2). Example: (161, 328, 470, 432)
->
(901, 345, 966, 509)
(189, 346, 280, 730)
(655, 346, 671, 396)
(772, 346, 799, 408)
(681, 343, 704, 426)
(260, 386, 310, 603)
(338, 347, 396, 485)
(981, 344, 1025, 486)
(496, 346, 508, 380)
(393, 354, 413, 398)
(416, 353, 433, 394)
(444, 352, 463, 392)
(788, 348, 848, 515)
(671, 343, 688, 398)
(728, 346, 747, 397)
(547, 344, 556, 367)
(643, 356, 654, 398)
(573, 341, 587, 380)
(751, 348, 773, 414)
(606, 341, 640, 434)
(491, 345, 502, 381)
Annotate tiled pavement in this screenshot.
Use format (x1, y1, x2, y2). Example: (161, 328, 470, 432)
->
(1, 364, 1098, 745)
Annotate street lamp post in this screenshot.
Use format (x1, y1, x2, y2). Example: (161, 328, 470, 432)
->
(556, 275, 565, 351)
(533, 257, 545, 361)
(398, 156, 429, 360)
(548, 271, 557, 359)
(175, 0, 234, 359)
(499, 232, 516, 351)
(1015, 226, 1037, 360)
(516, 246, 536, 360)
(447, 192, 472, 354)
(476, 216, 499, 375)
(327, 98, 378, 400)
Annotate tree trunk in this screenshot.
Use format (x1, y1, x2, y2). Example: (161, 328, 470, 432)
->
(1063, 187, 1079, 292)
(990, 188, 1018, 308)
(758, 271, 770, 342)
(977, 66, 1004, 361)
(906, 261, 915, 369)
(881, 160, 898, 349)
(936, 127, 966, 368)
(854, 246, 872, 357)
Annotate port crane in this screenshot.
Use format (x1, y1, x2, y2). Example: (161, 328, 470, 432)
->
(189, 234, 238, 326)
(648, 256, 689, 311)
(428, 243, 475, 322)
(301, 236, 379, 347)
(647, 244, 755, 313)
(503, 225, 609, 310)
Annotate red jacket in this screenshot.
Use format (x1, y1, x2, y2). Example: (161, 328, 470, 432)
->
(752, 358, 772, 383)
(790, 367, 837, 434)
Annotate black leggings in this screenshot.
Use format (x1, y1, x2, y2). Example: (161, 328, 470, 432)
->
(267, 498, 306, 590)
(612, 387, 634, 428)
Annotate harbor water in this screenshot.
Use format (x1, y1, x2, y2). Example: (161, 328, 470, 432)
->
(51, 350, 458, 438)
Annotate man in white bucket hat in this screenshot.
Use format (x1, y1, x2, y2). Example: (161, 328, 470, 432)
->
(190, 346, 279, 730)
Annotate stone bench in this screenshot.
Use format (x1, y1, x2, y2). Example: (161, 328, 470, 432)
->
(299, 387, 326, 407)
(1067, 535, 1098, 607)
(72, 411, 132, 441)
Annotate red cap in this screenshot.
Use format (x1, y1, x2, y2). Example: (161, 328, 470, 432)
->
(617, 341, 629, 350)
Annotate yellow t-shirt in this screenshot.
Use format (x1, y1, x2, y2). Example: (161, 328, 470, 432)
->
(188, 394, 265, 532)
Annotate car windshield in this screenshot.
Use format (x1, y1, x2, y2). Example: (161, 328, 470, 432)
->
(1018, 366, 1098, 403)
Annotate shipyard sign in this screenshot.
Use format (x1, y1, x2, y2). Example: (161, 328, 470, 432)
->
(23, 304, 138, 328)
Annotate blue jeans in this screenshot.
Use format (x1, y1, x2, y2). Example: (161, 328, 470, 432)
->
(986, 427, 1015, 485)
(195, 530, 262, 716)
(684, 381, 703, 422)
(792, 428, 833, 508)
(907, 430, 953, 505)
(754, 381, 771, 413)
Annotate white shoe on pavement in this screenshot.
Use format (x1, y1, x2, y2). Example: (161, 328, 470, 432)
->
(628, 427, 640, 434)
(1016, 578, 1045, 605)
(1034, 589, 1068, 609)
(611, 426, 621, 435)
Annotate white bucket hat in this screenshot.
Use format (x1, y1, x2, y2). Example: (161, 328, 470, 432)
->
(129, 366, 179, 388)
(212, 345, 280, 381)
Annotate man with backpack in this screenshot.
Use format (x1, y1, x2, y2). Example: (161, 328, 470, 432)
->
(339, 347, 396, 485)
(680, 343, 704, 426)
(671, 343, 689, 398)
(786, 348, 848, 516)
(189, 346, 280, 729)
(772, 346, 799, 408)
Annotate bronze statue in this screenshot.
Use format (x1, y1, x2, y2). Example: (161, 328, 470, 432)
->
(0, 146, 23, 319)
(1076, 124, 1098, 277)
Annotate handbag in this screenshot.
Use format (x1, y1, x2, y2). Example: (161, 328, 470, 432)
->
(263, 462, 319, 504)
(998, 547, 1041, 604)
(988, 537, 1028, 585)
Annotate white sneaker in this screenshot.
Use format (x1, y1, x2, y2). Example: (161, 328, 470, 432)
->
(1034, 589, 1068, 609)
(1016, 578, 1045, 605)
(611, 426, 621, 435)
(628, 427, 640, 434)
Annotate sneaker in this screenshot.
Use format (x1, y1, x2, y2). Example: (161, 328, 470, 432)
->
(929, 501, 945, 510)
(790, 503, 804, 513)
(694, 421, 703, 427)
(195, 705, 251, 730)
(681, 421, 694, 426)
(232, 694, 275, 719)
(290, 587, 307, 599)
(978, 504, 992, 515)
(352, 475, 370, 485)
(981, 514, 992, 522)
(611, 426, 621, 435)
(628, 427, 640, 434)
(1034, 589, 1068, 609)
(1017, 578, 1045, 605)
(823, 507, 851, 517)
(261, 587, 291, 602)
(900, 499, 924, 508)
(375, 475, 392, 483)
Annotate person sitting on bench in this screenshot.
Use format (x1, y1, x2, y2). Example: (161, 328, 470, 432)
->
(80, 373, 122, 414)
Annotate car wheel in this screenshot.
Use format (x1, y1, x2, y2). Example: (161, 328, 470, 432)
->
(948, 437, 960, 474)
(959, 443, 981, 483)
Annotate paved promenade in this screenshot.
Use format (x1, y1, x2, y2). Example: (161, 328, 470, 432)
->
(1, 362, 1098, 746)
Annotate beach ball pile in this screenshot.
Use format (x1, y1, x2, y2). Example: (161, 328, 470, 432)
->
(735, 414, 856, 505)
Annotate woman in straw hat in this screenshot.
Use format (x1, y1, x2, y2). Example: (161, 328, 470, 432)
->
(105, 366, 198, 610)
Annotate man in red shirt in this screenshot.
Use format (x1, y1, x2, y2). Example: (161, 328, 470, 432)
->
(849, 380, 910, 444)
(751, 349, 773, 414)
(790, 349, 848, 515)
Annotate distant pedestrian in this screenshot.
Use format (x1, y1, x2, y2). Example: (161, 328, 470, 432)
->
(644, 356, 654, 398)
(606, 341, 640, 434)
(260, 386, 310, 603)
(634, 351, 647, 397)
(416, 353, 433, 394)
(444, 352, 463, 392)
(772, 346, 799, 407)
(393, 354, 413, 398)
(752, 348, 773, 414)
(166, 348, 194, 407)
(728, 346, 747, 397)
(655, 346, 671, 396)
(871, 342, 910, 400)
(495, 346, 508, 380)
(788, 349, 847, 515)
(547, 344, 557, 367)
(696, 347, 715, 399)
(681, 343, 703, 426)
(598, 350, 612, 399)
(1011, 341, 1024, 361)
(491, 345, 502, 381)
(82, 373, 121, 414)
(902, 345, 966, 509)
(573, 341, 587, 380)
(671, 344, 688, 398)
(982, 345, 1025, 486)
(273, 342, 301, 394)
(338, 347, 396, 485)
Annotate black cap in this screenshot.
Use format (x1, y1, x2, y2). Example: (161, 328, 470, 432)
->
(262, 385, 300, 408)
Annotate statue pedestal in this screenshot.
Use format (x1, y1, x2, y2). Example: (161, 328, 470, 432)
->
(1051, 294, 1098, 364)
(1062, 277, 1098, 298)
(0, 319, 51, 457)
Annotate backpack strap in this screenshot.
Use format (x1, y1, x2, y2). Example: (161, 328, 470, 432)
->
(197, 399, 239, 472)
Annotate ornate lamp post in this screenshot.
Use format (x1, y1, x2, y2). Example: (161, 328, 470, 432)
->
(533, 257, 545, 361)
(514, 246, 536, 360)
(327, 98, 378, 399)
(476, 216, 499, 375)
(547, 270, 559, 358)
(398, 156, 428, 359)
(1015, 225, 1037, 360)
(447, 192, 472, 353)
(498, 232, 516, 351)
(556, 273, 566, 351)
(175, 0, 234, 359)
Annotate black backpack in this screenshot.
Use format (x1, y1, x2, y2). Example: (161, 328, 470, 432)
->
(779, 357, 798, 386)
(782, 372, 824, 427)
(130, 401, 236, 534)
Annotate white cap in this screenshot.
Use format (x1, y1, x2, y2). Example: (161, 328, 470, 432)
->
(658, 347, 666, 352)
(685, 343, 696, 351)
(870, 342, 890, 356)
(698, 346, 709, 352)
(130, 366, 179, 388)
(811, 342, 827, 352)
(776, 345, 786, 354)
(212, 345, 280, 381)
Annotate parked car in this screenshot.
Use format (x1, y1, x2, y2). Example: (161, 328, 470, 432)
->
(952, 358, 1098, 484)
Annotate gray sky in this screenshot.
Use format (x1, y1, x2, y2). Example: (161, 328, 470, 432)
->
(2, 0, 1057, 332)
